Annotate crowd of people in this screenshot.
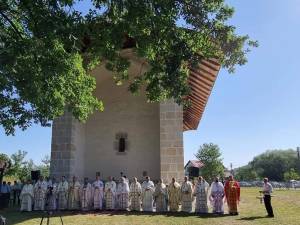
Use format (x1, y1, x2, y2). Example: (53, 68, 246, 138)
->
(0, 175, 274, 217)
(0, 180, 22, 208)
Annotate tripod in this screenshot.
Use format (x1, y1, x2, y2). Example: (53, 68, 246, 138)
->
(40, 210, 64, 225)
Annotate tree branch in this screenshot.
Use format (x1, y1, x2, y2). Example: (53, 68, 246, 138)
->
(0, 11, 23, 39)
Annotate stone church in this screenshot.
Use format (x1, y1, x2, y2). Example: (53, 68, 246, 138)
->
(50, 48, 220, 183)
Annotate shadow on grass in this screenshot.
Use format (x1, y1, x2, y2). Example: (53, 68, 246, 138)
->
(93, 211, 232, 218)
(238, 216, 268, 221)
(1, 207, 232, 224)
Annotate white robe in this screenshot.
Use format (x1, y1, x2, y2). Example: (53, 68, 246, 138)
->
(141, 181, 155, 212)
(195, 181, 209, 213)
(129, 182, 142, 211)
(80, 183, 92, 211)
(20, 184, 34, 211)
(92, 180, 104, 209)
(105, 181, 116, 210)
(46, 183, 57, 211)
(153, 183, 168, 212)
(210, 181, 225, 214)
(68, 181, 81, 210)
(34, 180, 48, 210)
(57, 181, 69, 210)
(181, 181, 193, 213)
(116, 182, 130, 210)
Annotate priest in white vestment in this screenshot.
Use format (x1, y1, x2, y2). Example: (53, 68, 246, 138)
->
(153, 179, 168, 212)
(80, 178, 92, 211)
(194, 176, 209, 213)
(104, 176, 116, 210)
(57, 176, 69, 210)
(92, 175, 104, 210)
(168, 178, 181, 212)
(68, 176, 81, 210)
(209, 177, 225, 214)
(46, 179, 57, 211)
(34, 176, 48, 210)
(116, 177, 130, 210)
(180, 176, 193, 213)
(141, 176, 155, 212)
(129, 177, 142, 211)
(20, 180, 34, 211)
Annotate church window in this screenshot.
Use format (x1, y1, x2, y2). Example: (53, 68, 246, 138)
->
(115, 132, 128, 154)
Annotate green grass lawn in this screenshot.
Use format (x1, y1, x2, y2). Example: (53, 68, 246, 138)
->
(1, 188, 300, 225)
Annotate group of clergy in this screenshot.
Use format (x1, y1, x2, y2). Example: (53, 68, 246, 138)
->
(19, 174, 241, 215)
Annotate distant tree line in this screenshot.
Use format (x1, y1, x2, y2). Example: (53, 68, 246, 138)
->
(0, 150, 50, 183)
(235, 149, 300, 181)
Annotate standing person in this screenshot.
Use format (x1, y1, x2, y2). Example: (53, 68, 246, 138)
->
(209, 177, 225, 214)
(20, 180, 34, 212)
(194, 176, 209, 214)
(181, 176, 193, 213)
(92, 175, 104, 210)
(116, 177, 130, 210)
(57, 176, 69, 210)
(51, 178, 58, 209)
(224, 175, 240, 215)
(46, 181, 57, 212)
(80, 178, 92, 211)
(68, 176, 81, 210)
(16, 181, 23, 205)
(12, 181, 18, 206)
(129, 177, 142, 211)
(141, 176, 155, 211)
(34, 176, 48, 211)
(8, 182, 14, 207)
(1, 181, 10, 208)
(123, 176, 129, 184)
(167, 178, 181, 212)
(261, 178, 274, 217)
(105, 176, 116, 210)
(46, 177, 52, 188)
(153, 178, 168, 212)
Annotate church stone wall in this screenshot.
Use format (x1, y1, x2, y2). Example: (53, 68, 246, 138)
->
(83, 64, 161, 181)
(50, 51, 184, 182)
(50, 111, 85, 180)
(159, 100, 184, 183)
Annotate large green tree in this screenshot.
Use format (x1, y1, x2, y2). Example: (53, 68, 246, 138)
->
(195, 143, 224, 182)
(235, 164, 258, 181)
(235, 149, 300, 181)
(0, 0, 257, 135)
(250, 149, 299, 181)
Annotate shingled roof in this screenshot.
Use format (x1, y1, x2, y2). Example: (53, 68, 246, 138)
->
(184, 160, 204, 169)
(184, 59, 220, 131)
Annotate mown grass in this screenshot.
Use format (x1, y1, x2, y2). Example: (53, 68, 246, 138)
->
(1, 188, 299, 225)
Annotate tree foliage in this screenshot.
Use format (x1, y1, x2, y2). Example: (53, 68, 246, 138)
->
(236, 149, 300, 181)
(195, 143, 224, 182)
(0, 153, 12, 185)
(7, 150, 27, 176)
(1, 150, 50, 181)
(283, 168, 300, 182)
(235, 165, 257, 181)
(37, 155, 50, 178)
(0, 0, 257, 135)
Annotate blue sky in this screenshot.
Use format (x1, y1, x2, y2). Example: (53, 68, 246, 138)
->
(1, 0, 300, 168)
